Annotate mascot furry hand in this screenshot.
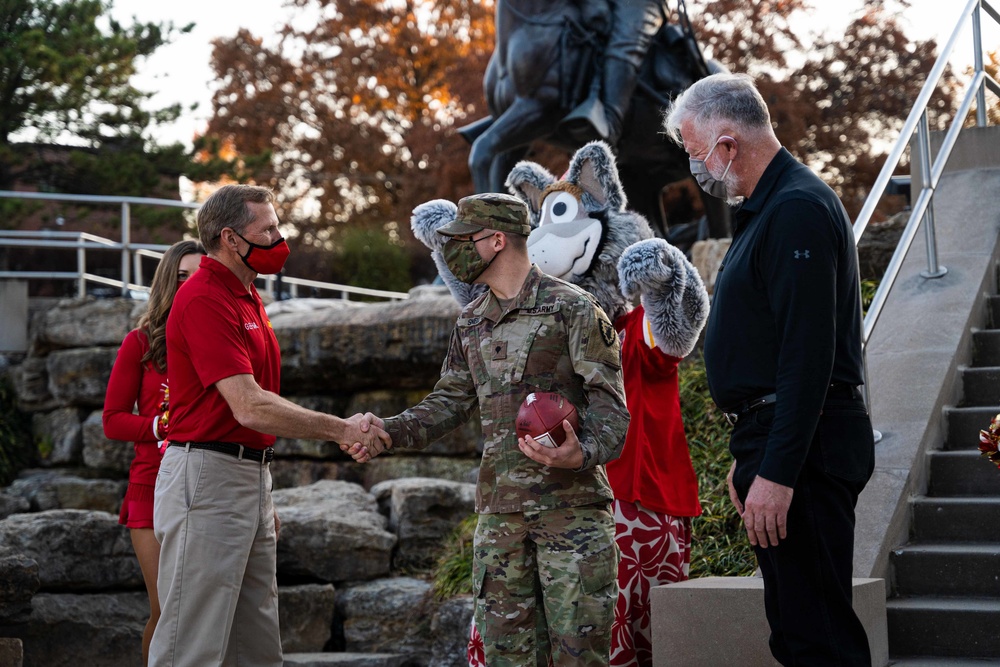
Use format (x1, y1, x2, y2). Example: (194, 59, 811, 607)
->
(506, 140, 709, 357)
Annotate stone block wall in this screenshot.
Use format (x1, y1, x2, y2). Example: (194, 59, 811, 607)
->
(0, 289, 480, 667)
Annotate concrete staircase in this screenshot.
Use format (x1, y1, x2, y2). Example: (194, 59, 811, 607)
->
(886, 289, 1000, 662)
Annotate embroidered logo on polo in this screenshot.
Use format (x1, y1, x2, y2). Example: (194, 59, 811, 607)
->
(244, 322, 261, 331)
(793, 250, 811, 259)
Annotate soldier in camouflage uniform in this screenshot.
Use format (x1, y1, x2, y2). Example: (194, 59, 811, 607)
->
(356, 193, 630, 666)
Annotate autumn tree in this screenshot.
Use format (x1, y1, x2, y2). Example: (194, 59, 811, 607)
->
(199, 0, 494, 289)
(202, 0, 956, 288)
(964, 50, 1000, 126)
(687, 0, 956, 220)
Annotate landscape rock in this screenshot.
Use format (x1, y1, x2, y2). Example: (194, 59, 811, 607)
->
(857, 209, 907, 280)
(46, 347, 117, 408)
(11, 357, 56, 411)
(272, 295, 460, 394)
(0, 638, 22, 667)
(271, 459, 362, 491)
(336, 578, 434, 659)
(0, 510, 140, 591)
(0, 492, 29, 520)
(279, 583, 337, 653)
(426, 596, 475, 667)
(81, 410, 133, 475)
(31, 407, 82, 466)
(0, 591, 146, 667)
(344, 391, 481, 456)
(369, 478, 475, 571)
(272, 396, 351, 459)
(273, 481, 396, 582)
(7, 469, 126, 513)
(690, 238, 731, 295)
(362, 457, 479, 490)
(0, 546, 39, 623)
(31, 297, 140, 354)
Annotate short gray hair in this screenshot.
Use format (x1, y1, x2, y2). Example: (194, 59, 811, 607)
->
(663, 73, 771, 144)
(198, 184, 275, 252)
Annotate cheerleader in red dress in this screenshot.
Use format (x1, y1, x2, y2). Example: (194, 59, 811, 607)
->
(102, 240, 204, 666)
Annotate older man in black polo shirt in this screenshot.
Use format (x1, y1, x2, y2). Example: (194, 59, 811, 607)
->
(664, 73, 875, 666)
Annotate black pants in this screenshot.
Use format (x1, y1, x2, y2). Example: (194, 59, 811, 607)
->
(730, 397, 875, 666)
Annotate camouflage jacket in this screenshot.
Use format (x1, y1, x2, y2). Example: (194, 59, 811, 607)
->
(384, 265, 630, 514)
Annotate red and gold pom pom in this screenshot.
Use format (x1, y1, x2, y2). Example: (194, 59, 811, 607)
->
(977, 413, 1000, 470)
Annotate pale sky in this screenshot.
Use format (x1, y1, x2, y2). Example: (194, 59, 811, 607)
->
(109, 0, 999, 149)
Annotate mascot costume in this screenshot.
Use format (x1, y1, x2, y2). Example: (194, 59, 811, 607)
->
(412, 142, 709, 667)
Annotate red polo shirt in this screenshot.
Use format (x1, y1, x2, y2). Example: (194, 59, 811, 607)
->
(165, 256, 281, 449)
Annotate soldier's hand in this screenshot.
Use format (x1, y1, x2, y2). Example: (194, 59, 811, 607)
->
(339, 413, 391, 463)
(518, 419, 585, 470)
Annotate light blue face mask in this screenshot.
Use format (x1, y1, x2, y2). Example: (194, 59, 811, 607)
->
(690, 135, 735, 200)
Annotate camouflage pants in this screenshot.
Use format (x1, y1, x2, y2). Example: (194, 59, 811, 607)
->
(473, 504, 619, 666)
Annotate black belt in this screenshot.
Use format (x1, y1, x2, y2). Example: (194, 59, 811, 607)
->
(169, 441, 274, 463)
(721, 383, 860, 426)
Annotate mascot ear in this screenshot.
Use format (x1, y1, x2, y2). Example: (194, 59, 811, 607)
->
(506, 161, 556, 224)
(411, 199, 458, 252)
(566, 141, 627, 212)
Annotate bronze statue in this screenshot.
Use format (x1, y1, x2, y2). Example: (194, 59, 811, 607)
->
(460, 0, 730, 245)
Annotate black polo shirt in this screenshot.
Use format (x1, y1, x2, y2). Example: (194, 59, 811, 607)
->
(704, 147, 865, 487)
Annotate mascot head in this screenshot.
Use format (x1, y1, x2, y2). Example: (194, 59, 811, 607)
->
(506, 141, 653, 322)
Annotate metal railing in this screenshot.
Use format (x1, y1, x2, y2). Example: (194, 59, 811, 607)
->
(853, 0, 1000, 440)
(0, 190, 409, 301)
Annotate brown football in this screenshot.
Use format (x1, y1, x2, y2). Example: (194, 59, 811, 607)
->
(516, 392, 580, 448)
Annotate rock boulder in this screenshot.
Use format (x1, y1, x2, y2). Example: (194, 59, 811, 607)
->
(273, 481, 396, 583)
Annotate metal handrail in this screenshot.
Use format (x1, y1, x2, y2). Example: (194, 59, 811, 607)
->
(0, 192, 409, 301)
(854, 0, 1000, 438)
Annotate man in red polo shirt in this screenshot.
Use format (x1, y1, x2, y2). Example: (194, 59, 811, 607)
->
(150, 184, 388, 667)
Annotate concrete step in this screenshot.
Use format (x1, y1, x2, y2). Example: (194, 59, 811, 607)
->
(973, 329, 1000, 366)
(911, 498, 1000, 542)
(887, 597, 1000, 659)
(890, 659, 1000, 666)
(928, 451, 1000, 497)
(283, 654, 415, 667)
(961, 366, 1000, 406)
(988, 294, 1000, 328)
(945, 406, 998, 451)
(892, 543, 1000, 597)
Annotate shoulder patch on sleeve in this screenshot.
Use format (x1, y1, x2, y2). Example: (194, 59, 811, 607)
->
(585, 307, 622, 368)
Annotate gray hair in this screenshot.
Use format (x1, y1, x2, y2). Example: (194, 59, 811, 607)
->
(197, 184, 275, 252)
(663, 73, 771, 144)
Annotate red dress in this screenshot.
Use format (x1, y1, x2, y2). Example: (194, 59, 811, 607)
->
(103, 329, 167, 528)
(607, 305, 700, 667)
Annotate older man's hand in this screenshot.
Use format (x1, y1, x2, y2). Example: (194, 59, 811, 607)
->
(339, 413, 391, 463)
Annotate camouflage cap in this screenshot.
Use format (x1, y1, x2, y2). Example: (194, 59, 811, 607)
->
(437, 193, 532, 237)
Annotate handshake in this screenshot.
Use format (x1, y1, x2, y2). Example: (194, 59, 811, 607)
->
(338, 413, 391, 463)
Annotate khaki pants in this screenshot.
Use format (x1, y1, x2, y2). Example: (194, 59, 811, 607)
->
(150, 446, 281, 667)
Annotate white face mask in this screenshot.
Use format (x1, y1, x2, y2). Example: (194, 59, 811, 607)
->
(690, 135, 735, 200)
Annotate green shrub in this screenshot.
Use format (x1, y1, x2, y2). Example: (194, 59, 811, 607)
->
(680, 354, 757, 577)
(432, 514, 477, 600)
(0, 373, 34, 486)
(429, 353, 757, 600)
(337, 228, 412, 298)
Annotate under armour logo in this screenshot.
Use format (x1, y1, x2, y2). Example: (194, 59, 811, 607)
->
(793, 250, 811, 259)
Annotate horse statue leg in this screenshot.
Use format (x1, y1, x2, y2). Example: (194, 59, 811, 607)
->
(468, 96, 561, 193)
